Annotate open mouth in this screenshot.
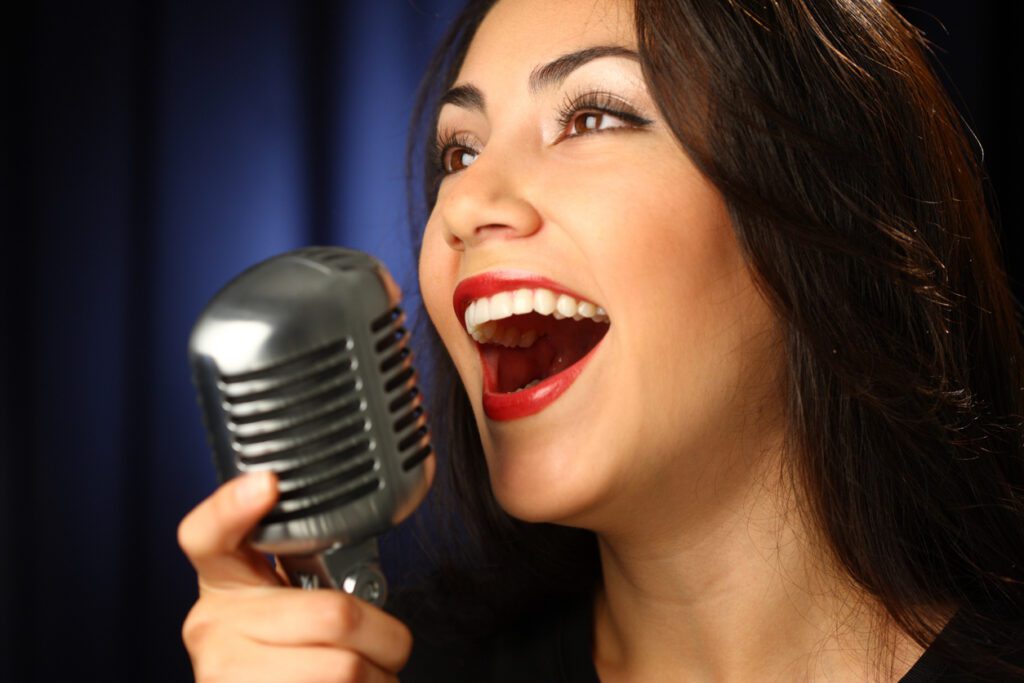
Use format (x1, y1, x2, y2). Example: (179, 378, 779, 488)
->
(460, 284, 611, 419)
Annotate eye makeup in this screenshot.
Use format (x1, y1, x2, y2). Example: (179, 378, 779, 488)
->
(431, 85, 654, 178)
(552, 87, 654, 142)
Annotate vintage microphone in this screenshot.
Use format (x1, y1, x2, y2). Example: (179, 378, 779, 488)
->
(188, 247, 434, 606)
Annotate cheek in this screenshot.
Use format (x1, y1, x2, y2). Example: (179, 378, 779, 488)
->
(418, 218, 457, 334)
(636, 195, 756, 372)
(418, 215, 484, 390)
(572, 161, 773, 448)
(418, 217, 490, 436)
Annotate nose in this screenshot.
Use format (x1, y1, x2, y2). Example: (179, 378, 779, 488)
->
(436, 146, 542, 251)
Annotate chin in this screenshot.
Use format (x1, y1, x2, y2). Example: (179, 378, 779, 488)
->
(476, 422, 613, 526)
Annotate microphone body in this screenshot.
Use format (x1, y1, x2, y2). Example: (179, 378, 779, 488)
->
(188, 247, 433, 604)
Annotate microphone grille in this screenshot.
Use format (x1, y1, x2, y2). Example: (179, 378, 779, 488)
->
(189, 247, 433, 555)
(218, 337, 379, 526)
(370, 305, 434, 472)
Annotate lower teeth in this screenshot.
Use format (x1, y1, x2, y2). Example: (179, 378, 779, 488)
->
(513, 379, 541, 393)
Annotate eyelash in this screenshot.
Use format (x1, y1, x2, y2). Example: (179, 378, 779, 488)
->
(431, 90, 653, 177)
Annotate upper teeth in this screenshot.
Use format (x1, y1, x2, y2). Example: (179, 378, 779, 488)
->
(464, 287, 609, 343)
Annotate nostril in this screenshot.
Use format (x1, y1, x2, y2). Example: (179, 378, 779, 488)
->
(445, 224, 519, 251)
(443, 232, 466, 251)
(473, 224, 520, 240)
(440, 184, 543, 247)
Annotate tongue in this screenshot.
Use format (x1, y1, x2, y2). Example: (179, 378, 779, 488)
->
(487, 317, 609, 393)
(494, 336, 557, 393)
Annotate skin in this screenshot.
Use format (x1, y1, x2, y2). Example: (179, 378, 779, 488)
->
(179, 471, 412, 682)
(178, 0, 928, 680)
(419, 0, 928, 680)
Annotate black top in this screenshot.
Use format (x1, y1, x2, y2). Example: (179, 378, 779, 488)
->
(392, 592, 1019, 682)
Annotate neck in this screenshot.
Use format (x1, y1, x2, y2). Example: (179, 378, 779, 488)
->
(589, 453, 925, 682)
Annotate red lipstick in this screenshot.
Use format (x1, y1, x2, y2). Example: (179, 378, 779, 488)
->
(479, 339, 603, 421)
(452, 270, 592, 329)
(453, 270, 608, 422)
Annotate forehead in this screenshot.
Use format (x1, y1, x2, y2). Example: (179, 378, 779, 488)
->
(459, 0, 636, 80)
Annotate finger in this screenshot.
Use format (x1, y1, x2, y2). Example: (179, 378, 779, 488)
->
(193, 640, 397, 683)
(274, 555, 291, 585)
(178, 471, 283, 589)
(221, 588, 413, 674)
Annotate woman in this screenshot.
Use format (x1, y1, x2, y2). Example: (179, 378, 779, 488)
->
(179, 0, 1024, 680)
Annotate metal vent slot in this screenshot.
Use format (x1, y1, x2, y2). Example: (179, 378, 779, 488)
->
(371, 307, 403, 333)
(220, 352, 354, 404)
(272, 439, 373, 485)
(384, 367, 415, 392)
(263, 479, 382, 525)
(231, 397, 363, 445)
(393, 405, 424, 433)
(368, 306, 432, 464)
(238, 421, 369, 465)
(229, 377, 358, 425)
(277, 458, 377, 501)
(374, 328, 407, 353)
(398, 426, 429, 452)
(222, 358, 355, 408)
(388, 386, 419, 413)
(402, 445, 432, 471)
(220, 340, 349, 384)
(379, 347, 410, 374)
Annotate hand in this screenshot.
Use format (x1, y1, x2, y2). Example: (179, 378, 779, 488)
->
(178, 472, 412, 682)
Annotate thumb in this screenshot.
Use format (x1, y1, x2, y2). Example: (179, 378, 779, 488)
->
(178, 471, 283, 590)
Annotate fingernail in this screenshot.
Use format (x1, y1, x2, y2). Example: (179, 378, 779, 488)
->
(235, 471, 273, 505)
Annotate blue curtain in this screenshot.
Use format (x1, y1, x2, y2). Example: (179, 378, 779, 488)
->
(2, 1, 1019, 681)
(4, 2, 463, 680)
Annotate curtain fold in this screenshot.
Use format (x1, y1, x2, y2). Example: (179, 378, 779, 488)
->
(4, 2, 463, 680)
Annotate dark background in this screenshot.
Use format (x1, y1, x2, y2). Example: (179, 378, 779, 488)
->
(2, 1, 1021, 681)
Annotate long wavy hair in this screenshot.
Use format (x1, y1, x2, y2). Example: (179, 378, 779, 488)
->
(404, 0, 1024, 676)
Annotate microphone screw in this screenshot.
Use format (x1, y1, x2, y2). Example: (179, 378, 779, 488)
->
(343, 565, 386, 604)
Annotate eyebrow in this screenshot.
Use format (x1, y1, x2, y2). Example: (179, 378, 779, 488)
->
(438, 45, 640, 114)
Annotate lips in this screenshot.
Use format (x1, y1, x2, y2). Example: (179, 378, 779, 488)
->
(453, 270, 594, 330)
(452, 270, 610, 421)
(478, 339, 604, 420)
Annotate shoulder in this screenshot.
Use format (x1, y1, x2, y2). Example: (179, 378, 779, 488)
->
(389, 584, 597, 683)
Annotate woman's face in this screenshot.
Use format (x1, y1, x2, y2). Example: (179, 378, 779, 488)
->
(419, 0, 785, 529)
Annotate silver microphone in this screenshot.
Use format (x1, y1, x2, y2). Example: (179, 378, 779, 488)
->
(188, 246, 434, 605)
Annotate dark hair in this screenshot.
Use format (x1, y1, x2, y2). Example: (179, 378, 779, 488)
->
(405, 0, 1024, 676)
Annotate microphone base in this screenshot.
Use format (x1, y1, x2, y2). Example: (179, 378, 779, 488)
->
(278, 537, 387, 606)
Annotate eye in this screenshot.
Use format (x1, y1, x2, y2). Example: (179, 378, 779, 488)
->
(443, 146, 478, 174)
(432, 129, 479, 177)
(568, 110, 628, 137)
(554, 91, 653, 143)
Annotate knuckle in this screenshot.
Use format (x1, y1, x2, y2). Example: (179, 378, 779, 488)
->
(318, 592, 362, 637)
(395, 619, 413, 649)
(181, 602, 213, 650)
(192, 653, 232, 683)
(334, 651, 368, 682)
(187, 630, 249, 683)
(177, 502, 221, 560)
(178, 486, 237, 561)
(393, 622, 414, 668)
(176, 512, 201, 556)
(184, 625, 234, 682)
